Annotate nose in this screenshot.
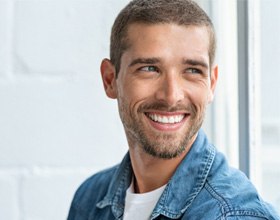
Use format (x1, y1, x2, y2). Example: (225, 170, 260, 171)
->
(155, 73, 185, 106)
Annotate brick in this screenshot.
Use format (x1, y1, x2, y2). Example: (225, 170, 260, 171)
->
(0, 173, 19, 220)
(0, 79, 127, 167)
(22, 169, 92, 220)
(14, 0, 130, 77)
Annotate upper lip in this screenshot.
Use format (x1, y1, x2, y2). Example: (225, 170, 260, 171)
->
(144, 111, 189, 116)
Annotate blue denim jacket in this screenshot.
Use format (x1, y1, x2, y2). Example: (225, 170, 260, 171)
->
(68, 130, 279, 220)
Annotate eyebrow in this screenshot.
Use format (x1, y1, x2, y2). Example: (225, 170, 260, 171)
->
(183, 58, 209, 69)
(128, 58, 160, 67)
(128, 57, 209, 69)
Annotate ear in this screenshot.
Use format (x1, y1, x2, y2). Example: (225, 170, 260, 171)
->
(208, 65, 218, 103)
(100, 59, 117, 99)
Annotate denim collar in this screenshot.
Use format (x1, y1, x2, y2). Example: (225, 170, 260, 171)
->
(96, 130, 216, 219)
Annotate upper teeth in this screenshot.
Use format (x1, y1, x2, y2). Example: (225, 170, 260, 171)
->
(148, 114, 185, 124)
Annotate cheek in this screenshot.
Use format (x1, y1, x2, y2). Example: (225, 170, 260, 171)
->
(186, 83, 210, 106)
(123, 80, 156, 100)
(117, 82, 152, 114)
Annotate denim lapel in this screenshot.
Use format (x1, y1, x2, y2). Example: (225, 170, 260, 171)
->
(96, 153, 132, 219)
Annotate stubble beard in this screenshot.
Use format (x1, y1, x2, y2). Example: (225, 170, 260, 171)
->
(118, 98, 205, 159)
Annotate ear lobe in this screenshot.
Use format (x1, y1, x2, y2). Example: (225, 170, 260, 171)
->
(100, 59, 117, 99)
(208, 65, 218, 103)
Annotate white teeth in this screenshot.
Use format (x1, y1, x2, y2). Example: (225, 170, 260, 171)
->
(169, 117, 175, 123)
(162, 116, 168, 123)
(147, 114, 185, 124)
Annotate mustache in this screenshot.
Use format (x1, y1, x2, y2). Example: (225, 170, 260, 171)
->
(138, 101, 196, 113)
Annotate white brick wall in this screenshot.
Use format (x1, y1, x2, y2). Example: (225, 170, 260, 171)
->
(0, 1, 130, 219)
(0, 171, 19, 219)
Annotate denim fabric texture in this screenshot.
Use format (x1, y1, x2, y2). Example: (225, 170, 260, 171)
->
(67, 130, 280, 220)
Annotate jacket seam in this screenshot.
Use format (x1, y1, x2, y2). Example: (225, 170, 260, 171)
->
(205, 180, 231, 218)
(205, 181, 270, 220)
(224, 210, 269, 219)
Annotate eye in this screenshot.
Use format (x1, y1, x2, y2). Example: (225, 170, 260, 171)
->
(185, 68, 202, 74)
(139, 66, 159, 72)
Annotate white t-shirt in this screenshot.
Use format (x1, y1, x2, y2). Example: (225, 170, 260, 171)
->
(123, 181, 167, 220)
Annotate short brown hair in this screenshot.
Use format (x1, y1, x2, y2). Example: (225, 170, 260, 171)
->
(110, 0, 216, 76)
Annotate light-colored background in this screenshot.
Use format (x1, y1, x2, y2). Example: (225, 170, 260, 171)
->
(260, 0, 280, 212)
(0, 1, 129, 219)
(0, 0, 279, 219)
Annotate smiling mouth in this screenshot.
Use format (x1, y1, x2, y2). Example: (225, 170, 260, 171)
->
(145, 113, 187, 124)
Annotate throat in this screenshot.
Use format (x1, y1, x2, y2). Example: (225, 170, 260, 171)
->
(129, 149, 187, 193)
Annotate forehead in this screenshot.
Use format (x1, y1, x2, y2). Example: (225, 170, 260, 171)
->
(123, 23, 210, 64)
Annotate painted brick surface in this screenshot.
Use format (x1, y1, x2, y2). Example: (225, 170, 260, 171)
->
(0, 0, 130, 219)
(13, 0, 129, 76)
(0, 172, 19, 220)
(21, 169, 93, 220)
(0, 80, 127, 167)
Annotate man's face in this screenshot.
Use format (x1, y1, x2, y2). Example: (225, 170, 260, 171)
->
(102, 23, 218, 159)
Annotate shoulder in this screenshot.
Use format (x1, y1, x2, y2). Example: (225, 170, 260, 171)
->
(68, 165, 119, 217)
(199, 151, 279, 219)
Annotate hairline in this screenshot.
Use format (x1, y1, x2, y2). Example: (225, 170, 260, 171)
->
(115, 22, 215, 76)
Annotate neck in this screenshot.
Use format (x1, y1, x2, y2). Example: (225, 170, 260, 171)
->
(128, 136, 196, 194)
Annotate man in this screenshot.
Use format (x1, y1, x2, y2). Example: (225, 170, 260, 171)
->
(68, 0, 279, 219)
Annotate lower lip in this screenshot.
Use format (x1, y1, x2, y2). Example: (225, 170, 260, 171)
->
(146, 114, 189, 132)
